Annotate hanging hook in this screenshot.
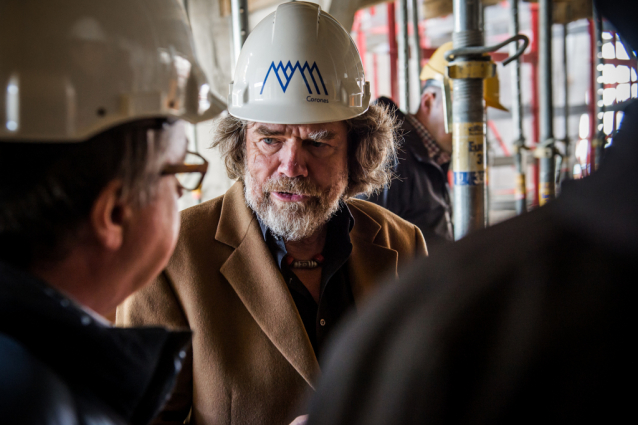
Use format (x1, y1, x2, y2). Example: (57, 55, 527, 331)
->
(444, 34, 530, 66)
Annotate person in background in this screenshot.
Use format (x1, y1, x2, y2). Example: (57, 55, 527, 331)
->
(0, 0, 221, 423)
(362, 43, 508, 247)
(305, 0, 636, 423)
(117, 2, 426, 424)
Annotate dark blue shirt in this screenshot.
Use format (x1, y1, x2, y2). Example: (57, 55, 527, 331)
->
(257, 202, 355, 359)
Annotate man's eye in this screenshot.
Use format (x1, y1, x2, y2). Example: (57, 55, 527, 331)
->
(310, 141, 325, 148)
(262, 138, 276, 145)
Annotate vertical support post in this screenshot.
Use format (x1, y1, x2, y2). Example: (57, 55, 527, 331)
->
(373, 54, 379, 99)
(411, 0, 422, 92)
(231, 0, 249, 70)
(354, 12, 367, 75)
(510, 0, 527, 215)
(538, 0, 555, 206)
(561, 23, 571, 185)
(529, 3, 540, 207)
(591, 8, 604, 172)
(397, 0, 410, 112)
(451, 0, 486, 240)
(479, 4, 488, 226)
(387, 2, 399, 103)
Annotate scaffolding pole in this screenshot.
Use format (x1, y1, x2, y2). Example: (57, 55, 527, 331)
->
(561, 23, 571, 185)
(397, 0, 410, 111)
(591, 7, 605, 172)
(387, 2, 399, 103)
(510, 0, 526, 215)
(538, 0, 555, 206)
(410, 0, 422, 90)
(231, 0, 249, 70)
(530, 3, 540, 207)
(451, 0, 486, 239)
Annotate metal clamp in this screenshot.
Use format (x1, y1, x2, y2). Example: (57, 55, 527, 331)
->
(533, 138, 561, 159)
(445, 34, 530, 67)
(447, 61, 496, 79)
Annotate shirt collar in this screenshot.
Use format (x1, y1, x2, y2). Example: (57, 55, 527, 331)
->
(405, 114, 451, 166)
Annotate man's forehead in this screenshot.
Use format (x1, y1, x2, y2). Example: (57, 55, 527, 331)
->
(248, 121, 347, 137)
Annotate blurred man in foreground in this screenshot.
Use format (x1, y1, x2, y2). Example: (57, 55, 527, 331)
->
(0, 0, 221, 423)
(118, 2, 426, 424)
(307, 0, 635, 423)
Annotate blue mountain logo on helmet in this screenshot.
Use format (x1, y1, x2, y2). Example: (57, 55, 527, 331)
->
(261, 61, 329, 98)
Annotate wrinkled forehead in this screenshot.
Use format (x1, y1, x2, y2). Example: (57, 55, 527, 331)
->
(247, 121, 348, 140)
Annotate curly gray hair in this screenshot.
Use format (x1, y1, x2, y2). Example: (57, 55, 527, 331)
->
(211, 104, 399, 198)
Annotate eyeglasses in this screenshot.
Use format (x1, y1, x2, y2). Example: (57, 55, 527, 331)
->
(161, 150, 209, 191)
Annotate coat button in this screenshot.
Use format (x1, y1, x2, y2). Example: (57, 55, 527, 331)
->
(320, 319, 326, 326)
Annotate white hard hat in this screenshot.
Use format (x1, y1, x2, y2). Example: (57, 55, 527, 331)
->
(228, 1, 370, 125)
(0, 0, 225, 143)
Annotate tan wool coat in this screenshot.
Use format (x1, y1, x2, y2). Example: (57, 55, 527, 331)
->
(117, 181, 426, 425)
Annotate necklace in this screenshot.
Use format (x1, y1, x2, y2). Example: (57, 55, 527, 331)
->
(284, 254, 324, 269)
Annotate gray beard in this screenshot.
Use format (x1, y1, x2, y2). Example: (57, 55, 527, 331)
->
(243, 171, 347, 241)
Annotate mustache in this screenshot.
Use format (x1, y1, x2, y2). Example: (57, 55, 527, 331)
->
(262, 177, 325, 198)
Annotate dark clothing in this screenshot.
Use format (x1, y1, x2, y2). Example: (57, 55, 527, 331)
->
(306, 93, 637, 424)
(361, 97, 453, 246)
(258, 203, 355, 359)
(0, 262, 191, 425)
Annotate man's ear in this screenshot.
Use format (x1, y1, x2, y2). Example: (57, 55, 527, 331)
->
(90, 180, 130, 251)
(420, 91, 435, 114)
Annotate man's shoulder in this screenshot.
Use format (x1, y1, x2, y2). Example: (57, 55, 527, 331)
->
(180, 193, 226, 231)
(0, 333, 79, 425)
(347, 197, 419, 234)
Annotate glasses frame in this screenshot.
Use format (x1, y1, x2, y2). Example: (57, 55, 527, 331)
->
(161, 150, 209, 191)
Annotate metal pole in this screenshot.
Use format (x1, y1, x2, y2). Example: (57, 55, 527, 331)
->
(510, 0, 526, 214)
(451, 0, 485, 239)
(387, 2, 399, 103)
(397, 0, 410, 112)
(583, 19, 600, 175)
(561, 22, 571, 185)
(231, 0, 249, 70)
(480, 4, 488, 226)
(410, 0, 422, 93)
(591, 7, 604, 172)
(530, 3, 540, 207)
(538, 0, 555, 206)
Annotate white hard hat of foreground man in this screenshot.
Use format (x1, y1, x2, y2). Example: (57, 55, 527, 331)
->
(118, 2, 426, 425)
(0, 0, 221, 423)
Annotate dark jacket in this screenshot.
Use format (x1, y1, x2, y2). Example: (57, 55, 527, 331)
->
(0, 262, 191, 425)
(361, 97, 453, 246)
(306, 91, 638, 424)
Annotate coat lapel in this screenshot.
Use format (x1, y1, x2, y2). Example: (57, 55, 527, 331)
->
(216, 182, 320, 388)
(347, 202, 400, 302)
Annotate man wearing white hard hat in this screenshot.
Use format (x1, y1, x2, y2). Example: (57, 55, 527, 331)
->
(118, 2, 426, 424)
(0, 0, 222, 423)
(363, 42, 508, 247)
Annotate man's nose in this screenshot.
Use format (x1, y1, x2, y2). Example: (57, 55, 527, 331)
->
(277, 140, 308, 178)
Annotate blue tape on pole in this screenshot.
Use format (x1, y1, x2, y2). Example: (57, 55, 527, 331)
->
(454, 171, 485, 186)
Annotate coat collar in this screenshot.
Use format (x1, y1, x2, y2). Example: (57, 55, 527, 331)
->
(346, 200, 400, 301)
(215, 182, 399, 386)
(216, 182, 320, 387)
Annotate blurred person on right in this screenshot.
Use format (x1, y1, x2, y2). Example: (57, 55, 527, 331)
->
(306, 0, 635, 423)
